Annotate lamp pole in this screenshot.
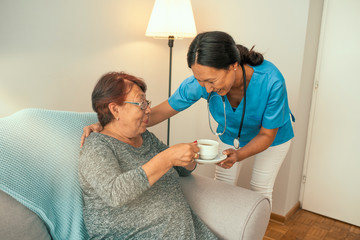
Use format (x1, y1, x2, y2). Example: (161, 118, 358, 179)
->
(145, 0, 196, 147)
(167, 35, 174, 146)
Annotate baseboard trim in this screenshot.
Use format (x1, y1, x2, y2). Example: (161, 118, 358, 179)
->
(270, 201, 301, 224)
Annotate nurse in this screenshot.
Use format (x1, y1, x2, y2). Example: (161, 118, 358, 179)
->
(82, 31, 294, 206)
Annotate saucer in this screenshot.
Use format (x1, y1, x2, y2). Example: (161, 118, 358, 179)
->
(195, 153, 227, 164)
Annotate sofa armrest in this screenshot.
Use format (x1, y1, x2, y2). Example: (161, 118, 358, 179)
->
(0, 190, 51, 240)
(180, 174, 271, 240)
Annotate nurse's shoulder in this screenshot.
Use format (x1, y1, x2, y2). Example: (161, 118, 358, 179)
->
(178, 75, 208, 98)
(254, 59, 285, 85)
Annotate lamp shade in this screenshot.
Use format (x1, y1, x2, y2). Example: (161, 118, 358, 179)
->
(146, 0, 197, 39)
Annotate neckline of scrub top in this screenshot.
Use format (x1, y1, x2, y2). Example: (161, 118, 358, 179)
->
(224, 71, 254, 115)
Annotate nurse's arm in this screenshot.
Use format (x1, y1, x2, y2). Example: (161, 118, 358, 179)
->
(149, 100, 179, 127)
(236, 127, 278, 160)
(221, 127, 278, 168)
(220, 127, 278, 168)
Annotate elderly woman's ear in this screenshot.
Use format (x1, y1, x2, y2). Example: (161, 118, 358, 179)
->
(108, 102, 120, 121)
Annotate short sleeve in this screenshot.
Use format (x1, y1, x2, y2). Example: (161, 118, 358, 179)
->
(168, 76, 207, 111)
(262, 77, 291, 129)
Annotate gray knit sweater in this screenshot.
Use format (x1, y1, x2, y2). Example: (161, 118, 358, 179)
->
(78, 131, 217, 239)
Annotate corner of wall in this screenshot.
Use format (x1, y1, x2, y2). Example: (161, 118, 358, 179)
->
(284, 0, 325, 214)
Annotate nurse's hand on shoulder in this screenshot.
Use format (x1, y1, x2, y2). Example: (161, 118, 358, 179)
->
(217, 148, 239, 169)
(80, 122, 103, 147)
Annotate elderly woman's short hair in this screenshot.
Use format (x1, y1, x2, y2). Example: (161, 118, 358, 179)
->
(92, 72, 147, 127)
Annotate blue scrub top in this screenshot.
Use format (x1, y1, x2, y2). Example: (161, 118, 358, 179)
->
(168, 60, 294, 147)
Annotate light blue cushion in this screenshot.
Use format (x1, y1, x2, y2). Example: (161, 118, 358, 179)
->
(0, 109, 98, 240)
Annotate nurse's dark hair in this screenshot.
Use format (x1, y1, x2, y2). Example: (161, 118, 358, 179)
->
(187, 31, 264, 69)
(92, 72, 147, 127)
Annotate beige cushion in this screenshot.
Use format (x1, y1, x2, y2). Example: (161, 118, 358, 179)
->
(0, 190, 50, 240)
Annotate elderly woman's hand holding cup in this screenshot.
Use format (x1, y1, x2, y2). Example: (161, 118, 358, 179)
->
(160, 142, 199, 171)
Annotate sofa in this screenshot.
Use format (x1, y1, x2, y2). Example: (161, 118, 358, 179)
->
(0, 108, 271, 240)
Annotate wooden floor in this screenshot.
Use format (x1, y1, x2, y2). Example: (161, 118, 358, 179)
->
(264, 209, 360, 240)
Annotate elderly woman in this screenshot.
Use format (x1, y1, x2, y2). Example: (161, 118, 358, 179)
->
(78, 72, 217, 239)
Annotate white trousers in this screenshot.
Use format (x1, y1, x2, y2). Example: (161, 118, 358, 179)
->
(215, 139, 292, 206)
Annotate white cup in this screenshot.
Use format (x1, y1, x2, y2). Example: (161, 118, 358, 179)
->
(197, 139, 219, 160)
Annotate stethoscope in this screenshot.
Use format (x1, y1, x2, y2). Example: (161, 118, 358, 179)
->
(207, 64, 247, 149)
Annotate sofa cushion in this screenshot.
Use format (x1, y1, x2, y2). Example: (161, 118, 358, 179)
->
(0, 190, 50, 240)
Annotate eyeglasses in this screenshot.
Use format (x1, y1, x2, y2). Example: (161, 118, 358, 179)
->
(124, 100, 151, 110)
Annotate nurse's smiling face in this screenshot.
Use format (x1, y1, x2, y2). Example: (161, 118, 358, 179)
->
(191, 63, 237, 96)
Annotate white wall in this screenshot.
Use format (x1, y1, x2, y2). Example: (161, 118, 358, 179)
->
(0, 0, 170, 140)
(0, 0, 322, 216)
(287, 0, 324, 213)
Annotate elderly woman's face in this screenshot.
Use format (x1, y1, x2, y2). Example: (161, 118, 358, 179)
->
(119, 85, 150, 136)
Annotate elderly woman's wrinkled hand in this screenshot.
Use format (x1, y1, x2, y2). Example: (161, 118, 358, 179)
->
(167, 142, 200, 167)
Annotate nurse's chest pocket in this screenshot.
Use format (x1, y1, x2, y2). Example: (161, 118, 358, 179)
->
(244, 115, 262, 129)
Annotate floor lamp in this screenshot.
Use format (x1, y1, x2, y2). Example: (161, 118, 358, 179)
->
(145, 0, 197, 146)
